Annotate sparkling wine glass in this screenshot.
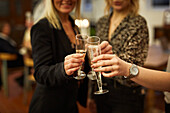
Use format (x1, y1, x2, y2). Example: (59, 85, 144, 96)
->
(73, 34, 88, 80)
(87, 36, 109, 94)
(87, 37, 98, 80)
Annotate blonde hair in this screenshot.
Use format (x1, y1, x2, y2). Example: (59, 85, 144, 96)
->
(41, 0, 81, 29)
(104, 0, 139, 16)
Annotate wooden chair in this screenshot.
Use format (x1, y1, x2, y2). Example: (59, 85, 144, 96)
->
(0, 53, 17, 97)
(23, 56, 34, 104)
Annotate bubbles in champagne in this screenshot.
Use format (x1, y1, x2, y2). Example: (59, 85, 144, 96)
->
(87, 45, 100, 61)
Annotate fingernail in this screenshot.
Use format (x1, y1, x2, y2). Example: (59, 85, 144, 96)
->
(93, 69, 97, 71)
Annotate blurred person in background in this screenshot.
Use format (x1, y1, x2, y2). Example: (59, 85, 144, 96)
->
(88, 0, 149, 113)
(20, 11, 33, 57)
(0, 21, 24, 86)
(0, 21, 24, 68)
(19, 11, 34, 87)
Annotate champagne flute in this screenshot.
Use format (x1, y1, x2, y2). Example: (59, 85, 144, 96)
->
(87, 38, 98, 80)
(87, 36, 109, 94)
(73, 34, 88, 80)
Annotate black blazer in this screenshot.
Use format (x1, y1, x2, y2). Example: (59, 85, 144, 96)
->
(29, 17, 88, 113)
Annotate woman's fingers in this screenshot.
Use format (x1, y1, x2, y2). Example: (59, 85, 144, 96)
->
(100, 41, 113, 54)
(92, 54, 115, 62)
(91, 55, 130, 78)
(66, 67, 79, 75)
(92, 60, 113, 68)
(65, 57, 82, 65)
(65, 54, 84, 61)
(99, 41, 109, 50)
(64, 53, 84, 75)
(91, 54, 122, 77)
(65, 62, 80, 70)
(102, 71, 119, 77)
(93, 65, 119, 72)
(92, 54, 118, 66)
(105, 50, 113, 54)
(65, 54, 84, 66)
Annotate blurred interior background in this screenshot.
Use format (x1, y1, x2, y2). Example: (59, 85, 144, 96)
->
(0, 0, 169, 48)
(0, 0, 170, 113)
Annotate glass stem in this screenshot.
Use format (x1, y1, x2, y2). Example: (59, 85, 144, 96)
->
(91, 68, 95, 76)
(78, 65, 82, 76)
(96, 72, 103, 91)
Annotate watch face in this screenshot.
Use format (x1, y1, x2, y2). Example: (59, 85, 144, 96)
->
(130, 65, 139, 76)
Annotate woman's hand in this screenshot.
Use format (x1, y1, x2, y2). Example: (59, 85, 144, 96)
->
(64, 53, 84, 76)
(91, 54, 131, 77)
(99, 41, 113, 54)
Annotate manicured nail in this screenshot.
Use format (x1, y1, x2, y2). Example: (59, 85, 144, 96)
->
(79, 54, 83, 56)
(93, 69, 97, 71)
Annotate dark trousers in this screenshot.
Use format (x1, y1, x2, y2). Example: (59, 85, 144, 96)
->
(94, 80, 145, 113)
(165, 102, 170, 113)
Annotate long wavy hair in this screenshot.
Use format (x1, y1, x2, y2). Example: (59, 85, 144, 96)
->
(40, 0, 81, 29)
(104, 0, 139, 16)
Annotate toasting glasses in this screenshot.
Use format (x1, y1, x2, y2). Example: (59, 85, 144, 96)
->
(73, 34, 88, 80)
(87, 36, 109, 94)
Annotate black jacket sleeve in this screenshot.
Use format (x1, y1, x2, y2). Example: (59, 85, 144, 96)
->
(31, 20, 71, 87)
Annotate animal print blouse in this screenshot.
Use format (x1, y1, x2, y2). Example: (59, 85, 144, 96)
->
(96, 13, 149, 87)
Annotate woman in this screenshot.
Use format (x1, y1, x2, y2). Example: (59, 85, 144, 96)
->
(0, 21, 24, 68)
(92, 0, 149, 113)
(29, 0, 112, 113)
(0, 21, 23, 88)
(29, 0, 84, 112)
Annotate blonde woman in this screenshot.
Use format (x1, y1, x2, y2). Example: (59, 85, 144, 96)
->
(29, 0, 112, 112)
(91, 0, 149, 113)
(29, 0, 83, 112)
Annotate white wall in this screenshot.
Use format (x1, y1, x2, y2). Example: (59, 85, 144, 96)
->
(139, 0, 165, 45)
(81, 0, 105, 22)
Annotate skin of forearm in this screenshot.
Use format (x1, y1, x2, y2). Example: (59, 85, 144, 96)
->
(131, 66, 170, 92)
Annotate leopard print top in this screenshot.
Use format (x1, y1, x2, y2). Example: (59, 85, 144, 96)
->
(96, 13, 149, 87)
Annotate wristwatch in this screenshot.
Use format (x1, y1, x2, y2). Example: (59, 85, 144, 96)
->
(124, 64, 139, 79)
